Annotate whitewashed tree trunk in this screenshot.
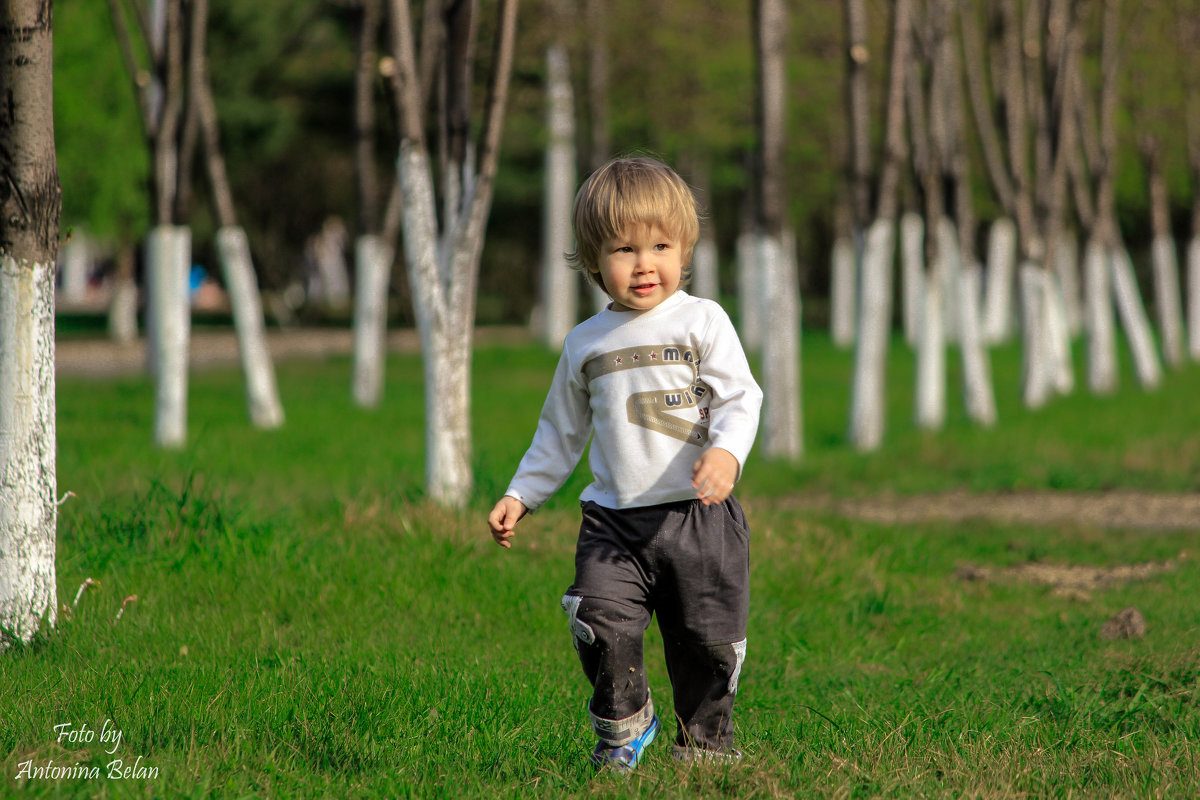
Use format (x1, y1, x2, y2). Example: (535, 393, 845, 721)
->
(147, 225, 190, 447)
(1019, 264, 1050, 409)
(315, 219, 351, 308)
(939, 219, 962, 345)
(397, 144, 475, 506)
(958, 262, 996, 425)
(60, 229, 90, 304)
(217, 226, 284, 426)
(831, 235, 856, 347)
(1150, 234, 1185, 368)
(539, 42, 577, 348)
(759, 232, 802, 459)
(1111, 246, 1162, 389)
(1083, 236, 1118, 393)
(1053, 231, 1082, 336)
(0, 255, 57, 648)
(737, 229, 762, 352)
(1044, 273, 1075, 396)
(108, 279, 139, 344)
(691, 228, 719, 301)
(847, 218, 894, 451)
(900, 211, 924, 347)
(1189, 237, 1200, 361)
(982, 217, 1017, 344)
(352, 234, 393, 409)
(915, 262, 945, 429)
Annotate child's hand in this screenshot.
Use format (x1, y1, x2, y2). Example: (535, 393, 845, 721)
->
(487, 496, 528, 549)
(692, 447, 740, 506)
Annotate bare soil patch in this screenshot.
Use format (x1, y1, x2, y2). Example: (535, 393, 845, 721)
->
(770, 489, 1200, 532)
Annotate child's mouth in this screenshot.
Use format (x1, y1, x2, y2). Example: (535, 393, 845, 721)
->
(633, 284, 657, 296)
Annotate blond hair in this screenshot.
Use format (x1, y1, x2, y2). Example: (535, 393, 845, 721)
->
(566, 157, 701, 289)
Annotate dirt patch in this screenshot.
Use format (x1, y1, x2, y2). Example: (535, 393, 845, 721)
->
(954, 556, 1184, 591)
(769, 489, 1200, 532)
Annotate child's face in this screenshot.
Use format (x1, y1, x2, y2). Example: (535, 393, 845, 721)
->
(592, 224, 683, 313)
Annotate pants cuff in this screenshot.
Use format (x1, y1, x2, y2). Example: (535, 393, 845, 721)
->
(590, 695, 655, 746)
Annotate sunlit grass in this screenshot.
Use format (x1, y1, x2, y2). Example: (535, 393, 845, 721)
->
(4, 334, 1199, 798)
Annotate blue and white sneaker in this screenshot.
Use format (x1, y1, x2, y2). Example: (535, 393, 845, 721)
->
(590, 715, 660, 773)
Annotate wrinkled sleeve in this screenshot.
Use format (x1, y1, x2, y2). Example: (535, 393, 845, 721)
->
(504, 348, 593, 511)
(699, 307, 762, 473)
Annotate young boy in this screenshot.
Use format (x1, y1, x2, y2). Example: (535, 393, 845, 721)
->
(487, 157, 762, 771)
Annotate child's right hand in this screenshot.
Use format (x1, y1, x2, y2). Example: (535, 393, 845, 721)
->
(487, 496, 528, 549)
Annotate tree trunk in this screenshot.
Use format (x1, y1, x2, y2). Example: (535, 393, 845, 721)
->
(691, 227, 720, 301)
(915, 246, 946, 430)
(754, 0, 801, 460)
(736, 228, 762, 351)
(1083, 234, 1117, 393)
(1189, 237, 1200, 361)
(847, 219, 894, 450)
(1111, 245, 1162, 389)
(1053, 230, 1082, 336)
(1144, 141, 1185, 367)
(540, 40, 577, 347)
(958, 260, 996, 425)
(60, 229, 89, 304)
(900, 211, 924, 347)
(352, 235, 393, 408)
(213, 227, 283, 426)
(982, 217, 1017, 343)
(830, 234, 856, 347)
(0, 0, 61, 648)
(1019, 263, 1050, 408)
(147, 225, 191, 447)
(388, 0, 518, 507)
(108, 241, 139, 344)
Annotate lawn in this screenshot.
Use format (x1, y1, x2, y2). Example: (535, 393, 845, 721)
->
(3, 331, 1199, 799)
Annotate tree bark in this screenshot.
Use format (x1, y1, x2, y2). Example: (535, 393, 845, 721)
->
(755, 0, 802, 460)
(982, 217, 1016, 343)
(540, 36, 577, 347)
(190, 0, 283, 427)
(1142, 139, 1185, 368)
(0, 0, 60, 647)
(388, 0, 518, 506)
(147, 225, 190, 447)
(900, 211, 924, 347)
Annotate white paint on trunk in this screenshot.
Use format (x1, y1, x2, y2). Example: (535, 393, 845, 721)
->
(1043, 273, 1075, 396)
(938, 218, 962, 345)
(217, 226, 284, 427)
(1150, 234, 1185, 368)
(914, 264, 945, 429)
(1110, 246, 1162, 389)
(982, 217, 1016, 344)
(691, 232, 719, 301)
(1083, 236, 1117, 394)
(737, 230, 762, 352)
(397, 143, 474, 507)
(848, 218, 894, 451)
(759, 232, 802, 460)
(540, 43, 577, 348)
(0, 254, 57, 647)
(900, 212, 924, 347)
(107, 278, 139, 344)
(147, 225, 190, 448)
(1188, 237, 1200, 361)
(1053, 231, 1082, 336)
(1019, 264, 1050, 409)
(830, 235, 856, 347)
(352, 234, 393, 409)
(59, 229, 89, 303)
(958, 263, 997, 426)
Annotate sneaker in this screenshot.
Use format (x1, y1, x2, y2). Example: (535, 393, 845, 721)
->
(672, 745, 743, 764)
(591, 715, 660, 772)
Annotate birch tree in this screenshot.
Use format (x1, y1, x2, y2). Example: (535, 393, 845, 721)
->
(1, 0, 60, 647)
(754, 0, 802, 460)
(1183, 1, 1200, 362)
(386, 0, 518, 506)
(846, 0, 911, 451)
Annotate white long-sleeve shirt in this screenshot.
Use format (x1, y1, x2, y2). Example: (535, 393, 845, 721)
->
(505, 291, 762, 511)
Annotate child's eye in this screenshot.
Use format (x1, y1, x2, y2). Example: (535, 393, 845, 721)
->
(655, 243, 670, 251)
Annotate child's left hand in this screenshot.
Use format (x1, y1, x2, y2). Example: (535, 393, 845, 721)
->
(691, 447, 739, 506)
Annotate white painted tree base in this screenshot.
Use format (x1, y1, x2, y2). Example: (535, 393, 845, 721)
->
(1111, 246, 1162, 390)
(982, 217, 1017, 345)
(352, 234, 393, 409)
(147, 226, 191, 448)
(0, 254, 57, 647)
(848, 219, 894, 451)
(900, 212, 924, 347)
(1188, 237, 1200, 362)
(217, 226, 284, 427)
(1083, 237, 1117, 394)
(1150, 234, 1185, 368)
(830, 235, 856, 348)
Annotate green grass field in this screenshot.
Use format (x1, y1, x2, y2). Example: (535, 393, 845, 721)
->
(4, 332, 1199, 799)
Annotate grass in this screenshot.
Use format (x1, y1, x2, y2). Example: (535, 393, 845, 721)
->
(3, 331, 1200, 798)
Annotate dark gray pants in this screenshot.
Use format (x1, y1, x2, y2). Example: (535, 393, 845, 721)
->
(563, 498, 750, 752)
